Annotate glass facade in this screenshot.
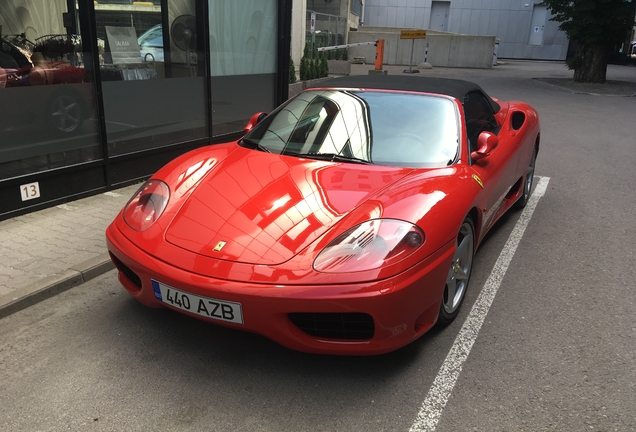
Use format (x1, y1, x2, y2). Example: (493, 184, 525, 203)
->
(0, 0, 290, 220)
(209, 0, 278, 136)
(0, 0, 101, 181)
(94, 0, 208, 155)
(306, 0, 347, 48)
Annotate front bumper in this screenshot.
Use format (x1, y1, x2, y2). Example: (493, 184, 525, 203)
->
(106, 223, 454, 355)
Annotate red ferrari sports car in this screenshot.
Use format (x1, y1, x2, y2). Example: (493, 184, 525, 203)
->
(106, 75, 539, 355)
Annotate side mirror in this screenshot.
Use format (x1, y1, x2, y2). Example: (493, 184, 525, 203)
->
(243, 112, 268, 134)
(471, 131, 498, 162)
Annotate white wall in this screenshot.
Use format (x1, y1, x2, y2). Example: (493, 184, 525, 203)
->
(291, 0, 306, 70)
(348, 27, 495, 68)
(362, 0, 569, 61)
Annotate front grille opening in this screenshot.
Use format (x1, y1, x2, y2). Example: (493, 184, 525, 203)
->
(289, 312, 374, 340)
(109, 252, 142, 288)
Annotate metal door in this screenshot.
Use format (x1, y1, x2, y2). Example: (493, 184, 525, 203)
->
(528, 5, 547, 46)
(429, 1, 450, 32)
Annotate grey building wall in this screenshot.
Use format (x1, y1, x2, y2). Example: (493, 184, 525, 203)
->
(362, 0, 569, 60)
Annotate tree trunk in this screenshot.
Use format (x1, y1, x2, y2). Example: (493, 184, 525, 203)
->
(573, 43, 608, 83)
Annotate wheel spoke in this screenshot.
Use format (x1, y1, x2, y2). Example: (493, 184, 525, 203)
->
(440, 220, 475, 318)
(445, 276, 457, 309)
(456, 233, 472, 260)
(526, 151, 536, 194)
(455, 266, 469, 281)
(50, 96, 81, 132)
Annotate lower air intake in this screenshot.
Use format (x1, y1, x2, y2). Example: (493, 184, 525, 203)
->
(288, 312, 374, 340)
(109, 253, 142, 289)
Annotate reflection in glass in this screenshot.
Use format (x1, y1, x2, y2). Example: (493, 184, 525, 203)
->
(138, 24, 164, 63)
(243, 90, 460, 168)
(95, 1, 207, 155)
(0, 1, 101, 180)
(209, 0, 278, 136)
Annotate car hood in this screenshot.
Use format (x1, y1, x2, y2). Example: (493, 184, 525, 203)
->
(165, 147, 412, 265)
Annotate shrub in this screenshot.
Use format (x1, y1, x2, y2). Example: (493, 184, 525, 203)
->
(320, 54, 328, 77)
(289, 57, 297, 83)
(299, 56, 308, 81)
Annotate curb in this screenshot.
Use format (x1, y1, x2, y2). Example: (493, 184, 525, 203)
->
(0, 254, 114, 319)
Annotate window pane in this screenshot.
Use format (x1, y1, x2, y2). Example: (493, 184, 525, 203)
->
(209, 0, 278, 136)
(0, 0, 102, 180)
(95, 0, 207, 156)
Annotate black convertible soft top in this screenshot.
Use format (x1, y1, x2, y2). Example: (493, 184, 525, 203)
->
(308, 75, 500, 113)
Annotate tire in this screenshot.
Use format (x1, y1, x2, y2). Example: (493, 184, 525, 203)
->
(437, 217, 475, 326)
(514, 146, 537, 209)
(48, 92, 83, 134)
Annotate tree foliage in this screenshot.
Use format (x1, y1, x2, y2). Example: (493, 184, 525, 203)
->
(544, 0, 635, 83)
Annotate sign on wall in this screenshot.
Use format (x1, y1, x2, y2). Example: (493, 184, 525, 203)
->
(400, 30, 427, 39)
(105, 26, 142, 64)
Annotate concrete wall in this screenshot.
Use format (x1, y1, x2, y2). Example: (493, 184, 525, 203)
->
(291, 0, 306, 69)
(362, 0, 569, 61)
(348, 27, 495, 68)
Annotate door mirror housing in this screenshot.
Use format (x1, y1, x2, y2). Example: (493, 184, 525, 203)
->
(243, 112, 268, 134)
(471, 131, 498, 162)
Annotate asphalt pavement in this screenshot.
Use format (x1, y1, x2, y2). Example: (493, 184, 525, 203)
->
(1, 60, 635, 320)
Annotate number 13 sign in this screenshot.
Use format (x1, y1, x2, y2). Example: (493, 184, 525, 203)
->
(20, 182, 41, 201)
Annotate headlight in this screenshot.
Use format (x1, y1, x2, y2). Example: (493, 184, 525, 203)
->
(123, 180, 170, 231)
(313, 219, 425, 273)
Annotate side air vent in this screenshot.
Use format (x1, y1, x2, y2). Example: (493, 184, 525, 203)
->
(511, 111, 525, 130)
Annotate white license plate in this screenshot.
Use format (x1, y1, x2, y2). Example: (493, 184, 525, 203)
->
(151, 280, 243, 324)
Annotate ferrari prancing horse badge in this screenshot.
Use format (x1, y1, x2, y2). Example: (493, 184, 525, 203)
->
(472, 174, 484, 189)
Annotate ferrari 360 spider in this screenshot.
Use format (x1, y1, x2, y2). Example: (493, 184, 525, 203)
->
(106, 75, 539, 355)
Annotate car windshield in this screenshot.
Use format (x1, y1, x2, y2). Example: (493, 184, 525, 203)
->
(138, 25, 163, 47)
(242, 89, 460, 168)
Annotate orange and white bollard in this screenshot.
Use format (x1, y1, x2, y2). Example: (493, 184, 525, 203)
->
(368, 39, 387, 75)
(374, 39, 384, 70)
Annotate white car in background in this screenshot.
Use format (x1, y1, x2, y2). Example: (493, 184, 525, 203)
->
(138, 24, 164, 62)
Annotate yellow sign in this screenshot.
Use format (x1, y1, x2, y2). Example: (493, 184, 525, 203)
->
(400, 30, 427, 39)
(472, 174, 484, 189)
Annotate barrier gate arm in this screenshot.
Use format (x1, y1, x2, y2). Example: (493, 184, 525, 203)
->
(316, 40, 385, 71)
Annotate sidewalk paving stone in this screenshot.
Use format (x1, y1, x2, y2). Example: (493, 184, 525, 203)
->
(0, 183, 141, 318)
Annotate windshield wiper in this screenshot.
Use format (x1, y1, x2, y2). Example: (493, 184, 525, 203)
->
(241, 138, 271, 153)
(301, 153, 371, 165)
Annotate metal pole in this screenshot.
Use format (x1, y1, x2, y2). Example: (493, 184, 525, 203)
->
(403, 39, 420, 73)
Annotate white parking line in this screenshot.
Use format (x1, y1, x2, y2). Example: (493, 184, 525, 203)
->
(409, 176, 550, 432)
